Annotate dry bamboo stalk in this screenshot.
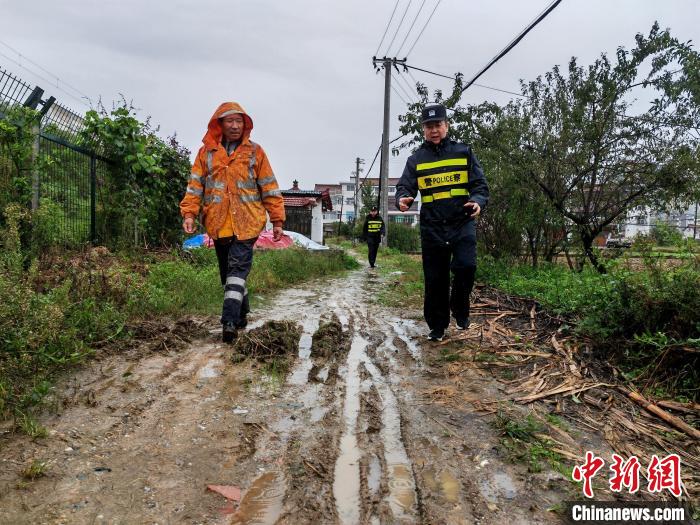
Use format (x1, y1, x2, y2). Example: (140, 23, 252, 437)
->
(496, 351, 552, 358)
(657, 399, 700, 414)
(620, 388, 700, 441)
(516, 382, 611, 403)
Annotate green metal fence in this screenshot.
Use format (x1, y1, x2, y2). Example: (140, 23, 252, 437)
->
(0, 65, 112, 246)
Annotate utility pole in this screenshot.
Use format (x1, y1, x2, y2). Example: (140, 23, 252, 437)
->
(352, 157, 364, 245)
(353, 157, 364, 223)
(373, 56, 406, 247)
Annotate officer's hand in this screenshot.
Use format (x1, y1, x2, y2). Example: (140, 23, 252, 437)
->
(183, 217, 196, 234)
(464, 201, 481, 218)
(399, 197, 414, 212)
(272, 226, 283, 241)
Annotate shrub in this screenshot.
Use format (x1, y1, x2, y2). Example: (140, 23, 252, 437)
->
(387, 222, 420, 253)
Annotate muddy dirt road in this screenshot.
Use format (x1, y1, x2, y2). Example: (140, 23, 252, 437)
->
(0, 267, 572, 524)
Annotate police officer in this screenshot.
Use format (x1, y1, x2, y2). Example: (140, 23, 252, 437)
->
(395, 103, 489, 341)
(362, 206, 385, 268)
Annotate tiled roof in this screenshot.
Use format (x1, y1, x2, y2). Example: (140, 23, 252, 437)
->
(283, 195, 318, 208)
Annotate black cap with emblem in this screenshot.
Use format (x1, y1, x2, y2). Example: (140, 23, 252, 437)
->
(421, 103, 447, 124)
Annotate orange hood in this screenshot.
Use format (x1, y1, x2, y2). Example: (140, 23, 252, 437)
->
(202, 102, 254, 150)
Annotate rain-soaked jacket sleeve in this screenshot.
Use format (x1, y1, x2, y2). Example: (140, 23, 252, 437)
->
(395, 156, 418, 210)
(180, 150, 206, 219)
(255, 147, 285, 227)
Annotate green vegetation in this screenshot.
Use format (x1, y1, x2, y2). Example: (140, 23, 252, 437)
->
(478, 253, 700, 400)
(21, 459, 50, 481)
(493, 411, 567, 474)
(0, 237, 357, 431)
(386, 223, 420, 252)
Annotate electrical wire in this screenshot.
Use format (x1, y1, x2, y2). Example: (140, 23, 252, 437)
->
(395, 0, 427, 57)
(393, 72, 417, 103)
(458, 0, 563, 96)
(384, 0, 413, 57)
(391, 83, 410, 106)
(404, 63, 524, 97)
(404, 0, 443, 57)
(0, 40, 92, 106)
(374, 0, 402, 57)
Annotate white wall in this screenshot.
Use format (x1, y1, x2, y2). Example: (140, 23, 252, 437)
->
(311, 203, 323, 243)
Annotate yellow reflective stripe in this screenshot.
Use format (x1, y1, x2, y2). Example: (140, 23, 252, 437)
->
(416, 158, 468, 171)
(417, 170, 468, 190)
(421, 188, 469, 203)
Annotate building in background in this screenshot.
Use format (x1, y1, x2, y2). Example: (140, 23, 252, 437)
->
(316, 177, 421, 228)
(278, 180, 332, 244)
(623, 203, 699, 240)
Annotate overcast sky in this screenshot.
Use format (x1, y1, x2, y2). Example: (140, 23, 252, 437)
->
(1, 0, 699, 190)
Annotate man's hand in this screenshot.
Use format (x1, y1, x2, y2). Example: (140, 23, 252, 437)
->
(183, 217, 196, 234)
(272, 226, 283, 241)
(399, 197, 414, 212)
(464, 201, 481, 218)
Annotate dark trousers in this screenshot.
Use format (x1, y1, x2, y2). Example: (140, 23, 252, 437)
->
(421, 228, 477, 331)
(214, 237, 255, 326)
(367, 236, 380, 267)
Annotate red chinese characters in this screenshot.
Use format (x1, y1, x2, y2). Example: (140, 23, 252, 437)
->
(572, 452, 684, 498)
(609, 454, 641, 493)
(647, 454, 682, 497)
(572, 451, 606, 498)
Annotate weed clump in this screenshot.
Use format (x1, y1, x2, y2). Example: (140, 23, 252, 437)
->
(232, 321, 301, 362)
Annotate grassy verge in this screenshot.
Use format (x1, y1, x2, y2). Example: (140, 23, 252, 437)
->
(0, 244, 357, 430)
(477, 255, 700, 401)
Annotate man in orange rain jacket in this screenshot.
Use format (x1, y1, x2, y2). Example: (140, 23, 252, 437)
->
(180, 102, 285, 343)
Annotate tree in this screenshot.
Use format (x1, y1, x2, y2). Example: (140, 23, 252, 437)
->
(517, 24, 700, 272)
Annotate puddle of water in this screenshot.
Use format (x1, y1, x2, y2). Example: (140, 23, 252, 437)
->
(367, 454, 382, 496)
(230, 471, 285, 525)
(389, 320, 421, 361)
(479, 471, 518, 503)
(439, 470, 461, 503)
(333, 335, 366, 525)
(289, 317, 319, 385)
(197, 358, 223, 379)
(387, 464, 417, 516)
(362, 357, 418, 520)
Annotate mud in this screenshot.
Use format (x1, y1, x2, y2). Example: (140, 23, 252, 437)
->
(0, 264, 632, 524)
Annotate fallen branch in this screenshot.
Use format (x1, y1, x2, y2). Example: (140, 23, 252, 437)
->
(619, 388, 700, 441)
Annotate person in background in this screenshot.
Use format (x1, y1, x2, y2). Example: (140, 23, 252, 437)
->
(362, 205, 385, 268)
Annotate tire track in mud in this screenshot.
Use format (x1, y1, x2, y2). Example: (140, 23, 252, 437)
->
(232, 271, 423, 524)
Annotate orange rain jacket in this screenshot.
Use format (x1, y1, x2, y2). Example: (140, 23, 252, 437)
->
(180, 102, 285, 241)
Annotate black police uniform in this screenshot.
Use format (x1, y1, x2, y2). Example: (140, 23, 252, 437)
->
(395, 113, 489, 333)
(362, 213, 385, 268)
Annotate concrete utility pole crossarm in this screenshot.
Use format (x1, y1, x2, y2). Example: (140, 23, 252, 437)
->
(372, 56, 406, 247)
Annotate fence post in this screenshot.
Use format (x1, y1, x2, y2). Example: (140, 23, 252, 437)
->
(90, 154, 96, 244)
(30, 120, 40, 211)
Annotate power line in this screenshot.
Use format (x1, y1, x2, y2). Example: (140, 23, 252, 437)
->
(374, 0, 402, 57)
(391, 83, 410, 106)
(384, 0, 413, 57)
(458, 0, 563, 97)
(0, 40, 92, 106)
(395, 0, 427, 57)
(406, 68, 421, 88)
(404, 63, 525, 97)
(393, 71, 418, 103)
(405, 0, 443, 57)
